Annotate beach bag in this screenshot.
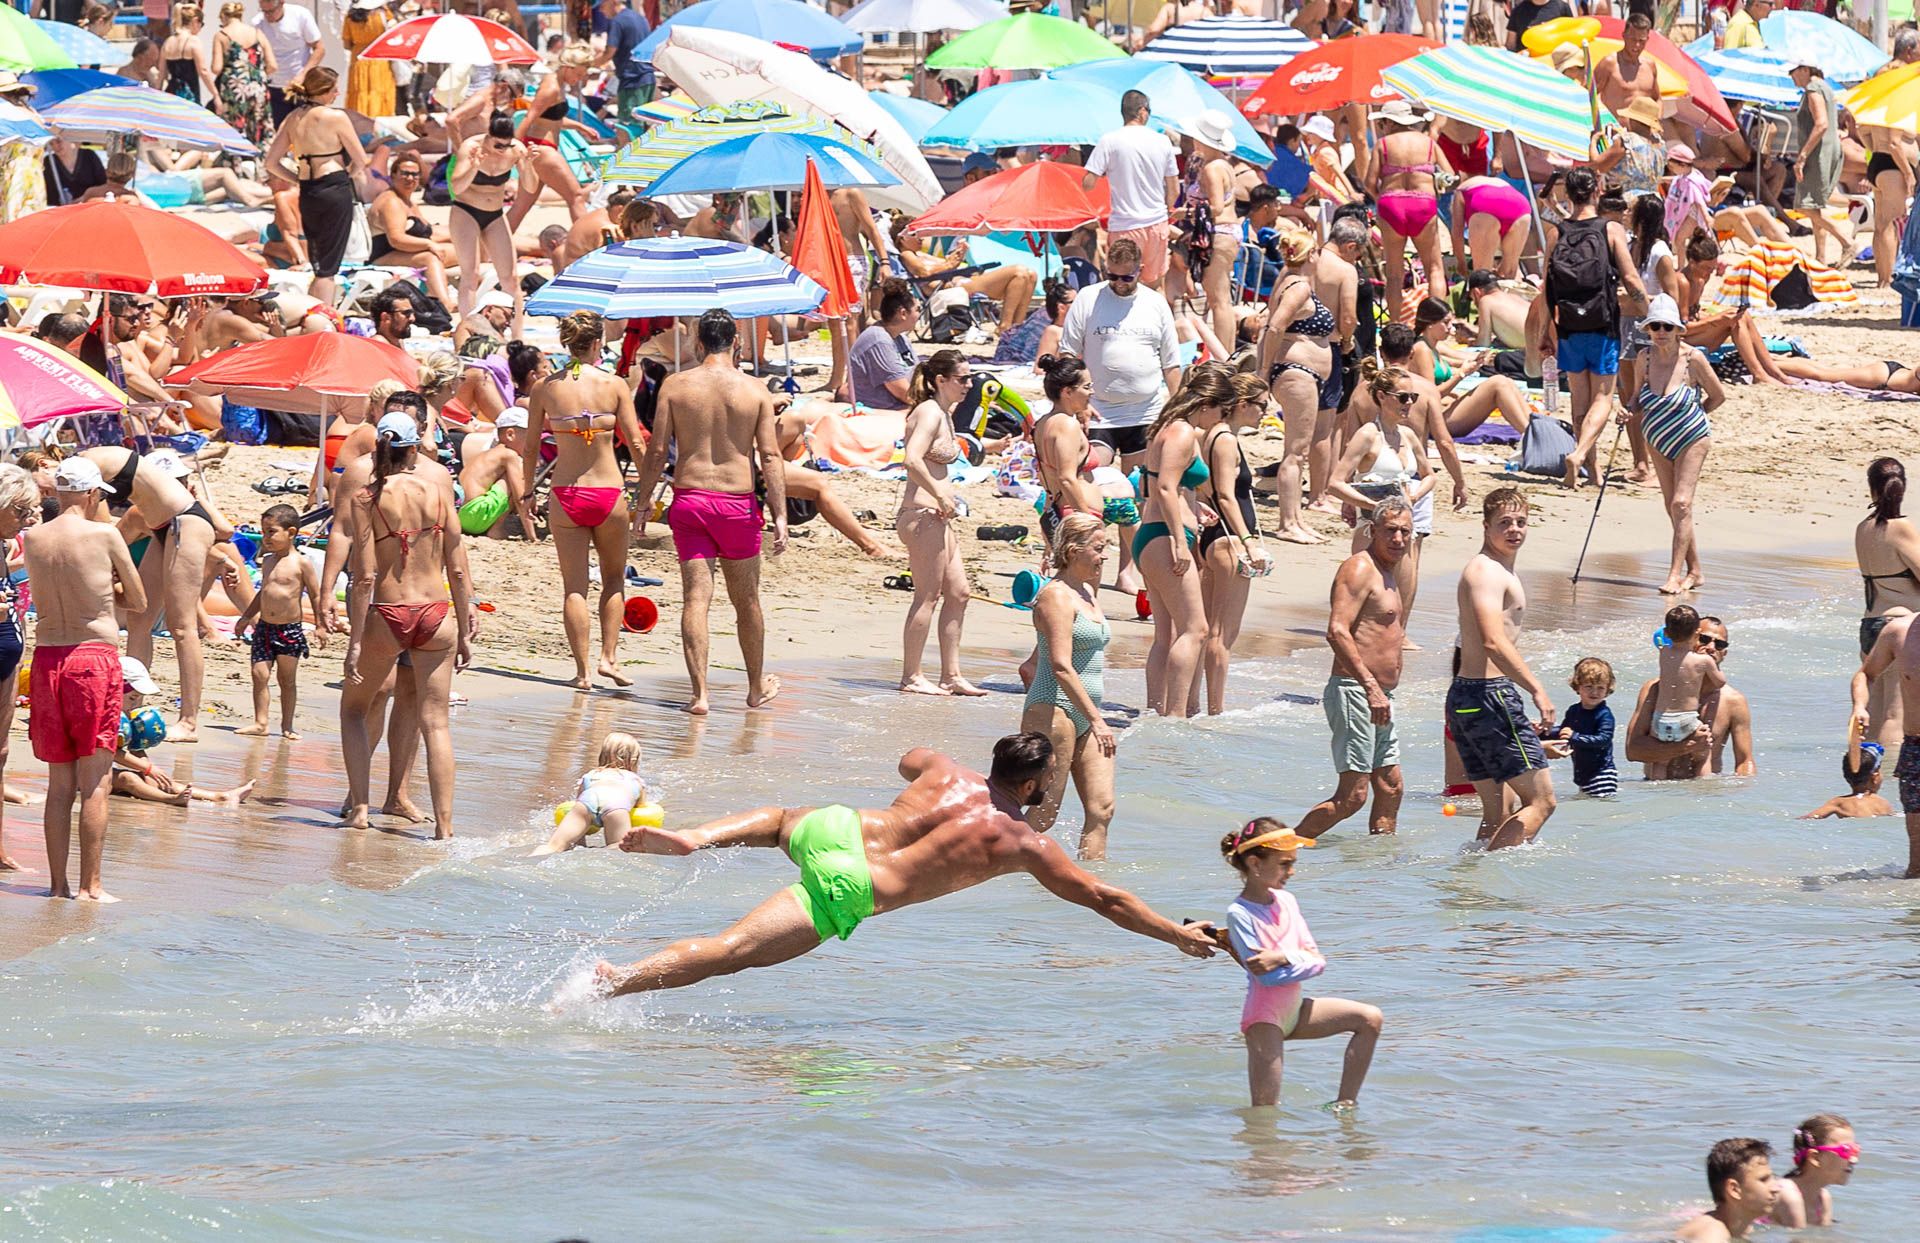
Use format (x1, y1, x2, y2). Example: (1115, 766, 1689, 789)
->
(1177, 197, 1213, 272)
(1768, 264, 1817, 310)
(1548, 217, 1614, 336)
(925, 288, 980, 344)
(423, 155, 453, 206)
(344, 201, 373, 269)
(220, 397, 266, 445)
(1516, 416, 1577, 477)
(385, 278, 453, 335)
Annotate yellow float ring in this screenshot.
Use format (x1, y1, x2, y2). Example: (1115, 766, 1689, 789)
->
(553, 801, 665, 828)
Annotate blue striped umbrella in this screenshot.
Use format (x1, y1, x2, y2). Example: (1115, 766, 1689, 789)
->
(1759, 10, 1886, 84)
(1134, 17, 1315, 78)
(1692, 46, 1801, 108)
(526, 237, 826, 319)
(0, 99, 48, 145)
(42, 85, 257, 154)
(32, 17, 130, 67)
(600, 101, 845, 185)
(635, 0, 861, 61)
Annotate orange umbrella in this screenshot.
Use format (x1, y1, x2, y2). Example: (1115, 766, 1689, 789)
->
(167, 334, 418, 416)
(1522, 16, 1735, 132)
(1242, 34, 1436, 116)
(908, 161, 1108, 236)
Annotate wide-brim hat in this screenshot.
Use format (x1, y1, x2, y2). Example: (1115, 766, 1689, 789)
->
(0, 71, 36, 98)
(1191, 109, 1237, 154)
(1373, 98, 1429, 127)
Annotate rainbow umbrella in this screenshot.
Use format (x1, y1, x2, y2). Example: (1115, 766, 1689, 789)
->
(43, 85, 257, 154)
(0, 6, 74, 72)
(1381, 43, 1612, 161)
(0, 332, 127, 428)
(526, 236, 826, 319)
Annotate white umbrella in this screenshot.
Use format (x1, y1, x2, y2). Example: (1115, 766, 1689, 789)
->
(840, 0, 1007, 35)
(653, 26, 942, 212)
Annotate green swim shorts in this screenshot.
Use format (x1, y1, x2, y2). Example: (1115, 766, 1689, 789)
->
(785, 804, 874, 942)
(458, 480, 509, 535)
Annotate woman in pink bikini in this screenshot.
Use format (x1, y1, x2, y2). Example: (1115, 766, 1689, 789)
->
(1370, 99, 1452, 325)
(340, 413, 473, 839)
(1453, 175, 1532, 280)
(523, 310, 646, 690)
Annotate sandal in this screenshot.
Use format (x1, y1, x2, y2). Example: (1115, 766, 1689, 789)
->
(884, 573, 914, 591)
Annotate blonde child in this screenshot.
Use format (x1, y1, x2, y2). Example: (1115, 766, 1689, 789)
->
(1550, 656, 1618, 798)
(1220, 818, 1382, 1109)
(533, 732, 692, 856)
(233, 505, 324, 738)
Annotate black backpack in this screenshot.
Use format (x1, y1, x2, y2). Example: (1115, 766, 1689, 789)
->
(1548, 216, 1615, 336)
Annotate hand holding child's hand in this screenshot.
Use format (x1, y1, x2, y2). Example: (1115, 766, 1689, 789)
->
(1247, 949, 1292, 974)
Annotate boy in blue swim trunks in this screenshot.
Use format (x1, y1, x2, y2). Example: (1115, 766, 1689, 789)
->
(589, 735, 1221, 997)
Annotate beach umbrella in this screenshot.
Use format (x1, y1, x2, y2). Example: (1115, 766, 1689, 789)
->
(600, 101, 845, 186)
(358, 13, 539, 65)
(1134, 16, 1315, 79)
(526, 236, 827, 319)
(654, 27, 944, 210)
(925, 12, 1126, 70)
(868, 91, 948, 143)
(1843, 61, 1920, 132)
(166, 334, 418, 416)
(0, 199, 267, 296)
(921, 77, 1122, 148)
(0, 100, 47, 146)
(1240, 34, 1432, 116)
(637, 0, 861, 60)
(908, 160, 1107, 235)
(1053, 58, 1272, 165)
(1380, 43, 1611, 161)
(31, 18, 128, 68)
(0, 7, 74, 72)
(1758, 11, 1885, 84)
(1693, 46, 1801, 108)
(840, 0, 1006, 36)
(19, 67, 124, 108)
(0, 332, 126, 428)
(1519, 16, 1733, 132)
(644, 131, 901, 196)
(43, 85, 257, 154)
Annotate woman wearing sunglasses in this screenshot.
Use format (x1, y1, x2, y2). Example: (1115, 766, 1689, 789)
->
(1772, 1113, 1859, 1227)
(368, 151, 458, 312)
(448, 114, 525, 334)
(1637, 294, 1725, 597)
(1324, 360, 1437, 625)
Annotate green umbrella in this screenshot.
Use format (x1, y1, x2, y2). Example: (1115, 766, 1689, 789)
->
(0, 7, 76, 72)
(926, 12, 1125, 71)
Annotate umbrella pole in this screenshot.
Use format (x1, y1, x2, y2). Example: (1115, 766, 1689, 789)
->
(1514, 137, 1552, 278)
(769, 189, 795, 387)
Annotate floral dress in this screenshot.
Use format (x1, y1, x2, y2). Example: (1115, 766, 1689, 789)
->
(217, 36, 272, 148)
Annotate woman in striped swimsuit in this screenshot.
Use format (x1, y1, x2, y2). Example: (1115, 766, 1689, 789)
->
(1638, 296, 1726, 597)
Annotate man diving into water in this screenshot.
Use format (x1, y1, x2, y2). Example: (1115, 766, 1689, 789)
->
(590, 733, 1220, 996)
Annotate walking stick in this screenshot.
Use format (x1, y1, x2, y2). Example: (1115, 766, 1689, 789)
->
(1571, 417, 1627, 584)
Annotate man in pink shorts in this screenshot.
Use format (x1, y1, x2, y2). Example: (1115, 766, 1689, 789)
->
(633, 309, 788, 716)
(23, 458, 145, 901)
(1084, 89, 1179, 289)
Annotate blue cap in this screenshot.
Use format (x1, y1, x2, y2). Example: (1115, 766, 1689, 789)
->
(961, 152, 997, 178)
(376, 412, 421, 446)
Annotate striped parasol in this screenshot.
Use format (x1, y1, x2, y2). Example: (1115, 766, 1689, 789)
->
(600, 101, 857, 186)
(0, 100, 47, 146)
(1135, 17, 1315, 78)
(1692, 46, 1800, 108)
(526, 236, 827, 319)
(31, 18, 129, 68)
(1379, 44, 1610, 161)
(42, 85, 257, 154)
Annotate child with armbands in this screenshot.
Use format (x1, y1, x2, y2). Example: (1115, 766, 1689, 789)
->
(533, 731, 692, 856)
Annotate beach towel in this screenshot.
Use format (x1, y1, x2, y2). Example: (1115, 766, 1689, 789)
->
(1711, 240, 1857, 312)
(794, 408, 909, 470)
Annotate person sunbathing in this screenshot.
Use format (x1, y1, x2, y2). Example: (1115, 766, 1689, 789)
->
(1772, 355, 1920, 392)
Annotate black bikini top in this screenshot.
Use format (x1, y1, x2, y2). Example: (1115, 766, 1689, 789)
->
(540, 100, 568, 121)
(471, 166, 513, 187)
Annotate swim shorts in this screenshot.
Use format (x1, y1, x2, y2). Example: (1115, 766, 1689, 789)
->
(667, 486, 762, 563)
(1556, 331, 1620, 377)
(1324, 676, 1399, 773)
(785, 804, 874, 941)
(1862, 613, 1893, 658)
(1088, 424, 1151, 459)
(458, 480, 510, 535)
(1445, 675, 1548, 785)
(1899, 737, 1920, 814)
(1653, 709, 1702, 743)
(29, 642, 124, 765)
(249, 620, 309, 663)
(1317, 356, 1344, 412)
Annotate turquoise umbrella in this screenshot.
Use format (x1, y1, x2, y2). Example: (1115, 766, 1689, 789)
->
(922, 77, 1120, 149)
(1052, 59, 1271, 166)
(643, 131, 900, 195)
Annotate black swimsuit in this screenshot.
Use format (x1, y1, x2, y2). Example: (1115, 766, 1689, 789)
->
(456, 166, 513, 231)
(371, 214, 433, 264)
(103, 449, 140, 512)
(1197, 426, 1256, 558)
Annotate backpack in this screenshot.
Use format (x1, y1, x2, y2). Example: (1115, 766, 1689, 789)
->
(385, 277, 453, 335)
(1548, 216, 1616, 336)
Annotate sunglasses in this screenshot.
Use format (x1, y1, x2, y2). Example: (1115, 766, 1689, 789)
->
(1700, 637, 1729, 651)
(1390, 391, 1419, 405)
(393, 168, 420, 178)
(1104, 271, 1139, 284)
(1646, 322, 1680, 333)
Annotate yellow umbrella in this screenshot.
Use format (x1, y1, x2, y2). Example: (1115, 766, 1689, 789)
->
(1844, 61, 1920, 131)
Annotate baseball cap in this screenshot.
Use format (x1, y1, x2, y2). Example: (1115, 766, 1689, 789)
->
(961, 151, 997, 178)
(52, 457, 104, 493)
(144, 447, 192, 478)
(376, 411, 422, 445)
(1667, 142, 1697, 165)
(495, 406, 528, 430)
(120, 656, 160, 695)
(476, 291, 515, 312)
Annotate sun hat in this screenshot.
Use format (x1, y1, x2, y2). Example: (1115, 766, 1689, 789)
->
(1229, 820, 1316, 855)
(1643, 292, 1684, 328)
(1621, 96, 1663, 129)
(0, 72, 36, 99)
(1373, 98, 1428, 127)
(1550, 44, 1584, 74)
(1192, 109, 1237, 154)
(376, 412, 421, 445)
(495, 407, 528, 430)
(1301, 114, 1337, 143)
(53, 458, 105, 493)
(120, 656, 160, 696)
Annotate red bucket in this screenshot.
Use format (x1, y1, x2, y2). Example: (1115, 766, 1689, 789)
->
(1135, 589, 1151, 620)
(622, 596, 659, 633)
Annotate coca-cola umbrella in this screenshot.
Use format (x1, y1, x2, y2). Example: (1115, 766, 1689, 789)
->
(0, 200, 266, 296)
(1242, 34, 1436, 116)
(357, 13, 538, 65)
(167, 333, 418, 416)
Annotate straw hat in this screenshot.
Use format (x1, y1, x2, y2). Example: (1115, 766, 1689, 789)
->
(1620, 95, 1663, 130)
(1550, 44, 1584, 75)
(1191, 109, 1237, 155)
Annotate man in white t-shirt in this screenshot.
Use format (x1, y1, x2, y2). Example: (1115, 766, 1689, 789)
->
(255, 0, 324, 124)
(1058, 237, 1182, 592)
(1083, 90, 1179, 290)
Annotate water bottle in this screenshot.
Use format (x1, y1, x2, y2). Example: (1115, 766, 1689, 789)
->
(1541, 354, 1560, 416)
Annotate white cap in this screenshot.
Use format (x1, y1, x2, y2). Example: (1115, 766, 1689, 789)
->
(53, 457, 104, 493)
(120, 656, 160, 695)
(376, 411, 422, 445)
(144, 447, 192, 479)
(495, 406, 528, 430)
(1643, 293, 1685, 329)
(477, 291, 515, 312)
(1302, 115, 1337, 143)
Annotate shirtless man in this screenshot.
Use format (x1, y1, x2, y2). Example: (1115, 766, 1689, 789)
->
(1446, 486, 1556, 850)
(25, 458, 146, 901)
(1850, 610, 1920, 877)
(1624, 616, 1756, 781)
(1593, 11, 1661, 124)
(192, 291, 282, 355)
(1307, 222, 1361, 513)
(631, 309, 787, 715)
(1467, 270, 1534, 351)
(1295, 498, 1411, 839)
(685, 192, 747, 243)
(589, 733, 1219, 996)
(554, 187, 631, 272)
(455, 407, 539, 539)
(829, 185, 894, 392)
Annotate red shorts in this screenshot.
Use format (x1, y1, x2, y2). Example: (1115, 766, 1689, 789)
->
(667, 487, 762, 562)
(29, 642, 123, 764)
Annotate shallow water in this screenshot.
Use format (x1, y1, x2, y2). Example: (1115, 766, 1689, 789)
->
(1, 545, 1913, 1241)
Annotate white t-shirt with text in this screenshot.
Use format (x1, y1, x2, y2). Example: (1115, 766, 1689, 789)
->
(1058, 281, 1180, 427)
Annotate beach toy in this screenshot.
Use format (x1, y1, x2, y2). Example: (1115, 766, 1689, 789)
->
(1135, 589, 1152, 620)
(553, 801, 665, 829)
(1652, 626, 1671, 649)
(16, 661, 27, 698)
(231, 528, 261, 565)
(1010, 570, 1048, 608)
(622, 596, 659, 633)
(117, 712, 131, 748)
(1442, 802, 1457, 817)
(126, 708, 167, 752)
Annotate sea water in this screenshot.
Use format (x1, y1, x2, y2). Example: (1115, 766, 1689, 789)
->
(1, 548, 1913, 1242)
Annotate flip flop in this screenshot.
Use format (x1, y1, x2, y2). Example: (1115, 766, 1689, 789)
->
(884, 573, 914, 591)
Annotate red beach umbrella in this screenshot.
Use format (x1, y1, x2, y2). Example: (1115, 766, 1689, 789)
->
(909, 161, 1109, 236)
(0, 200, 266, 297)
(1242, 34, 1437, 116)
(167, 333, 419, 416)
(358, 13, 540, 65)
